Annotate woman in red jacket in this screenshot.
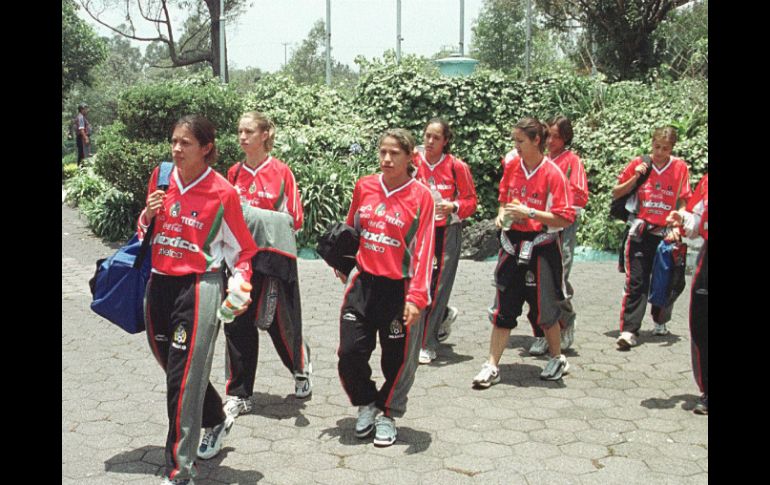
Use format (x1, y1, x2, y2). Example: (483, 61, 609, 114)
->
(472, 117, 575, 388)
(612, 126, 691, 350)
(412, 118, 478, 364)
(337, 128, 436, 447)
(139, 115, 258, 485)
(222, 111, 313, 421)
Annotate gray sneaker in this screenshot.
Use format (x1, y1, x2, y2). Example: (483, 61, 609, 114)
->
(652, 323, 670, 336)
(197, 415, 234, 460)
(472, 362, 501, 389)
(295, 362, 313, 399)
(161, 477, 194, 485)
(355, 402, 379, 438)
(529, 337, 548, 356)
(540, 354, 570, 381)
(560, 320, 575, 350)
(373, 415, 397, 447)
(437, 306, 459, 342)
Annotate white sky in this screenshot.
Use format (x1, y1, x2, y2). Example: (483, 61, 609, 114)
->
(78, 0, 487, 73)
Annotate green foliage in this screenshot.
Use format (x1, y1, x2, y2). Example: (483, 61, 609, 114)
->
(81, 187, 141, 242)
(280, 19, 359, 87)
(653, 0, 708, 79)
(62, 0, 108, 98)
(64, 164, 109, 207)
(116, 74, 242, 143)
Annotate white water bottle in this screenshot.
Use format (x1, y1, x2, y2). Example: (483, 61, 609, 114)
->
(218, 277, 253, 323)
(431, 186, 445, 221)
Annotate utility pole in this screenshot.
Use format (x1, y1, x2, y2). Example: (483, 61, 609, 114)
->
(282, 42, 290, 67)
(459, 0, 464, 56)
(525, 0, 532, 79)
(396, 0, 402, 64)
(326, 0, 331, 85)
(219, 0, 226, 82)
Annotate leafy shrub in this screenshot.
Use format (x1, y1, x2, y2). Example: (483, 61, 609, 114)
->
(64, 164, 109, 207)
(62, 162, 78, 181)
(81, 187, 140, 242)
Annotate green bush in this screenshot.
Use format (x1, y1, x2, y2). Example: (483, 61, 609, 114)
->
(117, 74, 242, 143)
(64, 164, 109, 207)
(81, 187, 141, 242)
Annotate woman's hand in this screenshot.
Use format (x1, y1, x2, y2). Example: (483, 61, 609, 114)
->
(435, 200, 455, 219)
(145, 189, 166, 220)
(403, 302, 420, 327)
(634, 162, 649, 178)
(505, 201, 529, 221)
(664, 226, 682, 243)
(666, 210, 683, 227)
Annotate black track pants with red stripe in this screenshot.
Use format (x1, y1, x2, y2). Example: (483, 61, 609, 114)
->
(337, 271, 421, 418)
(690, 241, 708, 396)
(620, 232, 682, 334)
(224, 272, 310, 398)
(420, 223, 461, 351)
(145, 272, 227, 481)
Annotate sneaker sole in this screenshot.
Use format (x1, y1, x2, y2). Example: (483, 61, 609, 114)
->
(355, 425, 375, 438)
(373, 434, 397, 447)
(616, 338, 632, 350)
(472, 376, 501, 389)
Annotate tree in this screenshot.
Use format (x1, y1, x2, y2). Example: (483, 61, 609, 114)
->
(62, 0, 108, 99)
(652, 0, 708, 79)
(536, 0, 694, 80)
(79, 0, 252, 80)
(281, 19, 358, 87)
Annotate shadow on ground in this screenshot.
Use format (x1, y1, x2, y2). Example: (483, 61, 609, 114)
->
(319, 418, 432, 454)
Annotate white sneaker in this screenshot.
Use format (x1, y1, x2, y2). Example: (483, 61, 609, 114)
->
(295, 362, 313, 399)
(472, 362, 501, 389)
(437, 306, 459, 342)
(529, 337, 548, 356)
(355, 402, 380, 438)
(373, 415, 397, 447)
(197, 415, 234, 460)
(161, 477, 194, 485)
(652, 323, 670, 336)
(223, 396, 251, 418)
(560, 320, 575, 350)
(616, 331, 638, 350)
(540, 354, 570, 381)
(418, 348, 436, 364)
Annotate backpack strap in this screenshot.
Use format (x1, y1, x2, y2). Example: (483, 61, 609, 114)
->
(134, 161, 173, 269)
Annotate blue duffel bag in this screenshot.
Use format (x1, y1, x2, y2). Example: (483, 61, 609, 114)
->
(88, 162, 173, 333)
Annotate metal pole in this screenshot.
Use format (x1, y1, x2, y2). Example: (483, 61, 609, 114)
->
(525, 0, 531, 79)
(282, 42, 290, 67)
(459, 0, 464, 56)
(219, 0, 226, 82)
(326, 0, 332, 85)
(397, 0, 402, 64)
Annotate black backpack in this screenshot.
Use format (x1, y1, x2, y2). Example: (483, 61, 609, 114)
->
(609, 155, 652, 221)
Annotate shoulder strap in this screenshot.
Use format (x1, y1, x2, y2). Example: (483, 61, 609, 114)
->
(634, 155, 653, 190)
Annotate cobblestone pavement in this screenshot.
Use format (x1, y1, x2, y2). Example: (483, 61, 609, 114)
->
(63, 203, 707, 484)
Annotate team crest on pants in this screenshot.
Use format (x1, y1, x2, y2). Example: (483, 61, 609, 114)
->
(525, 271, 536, 287)
(172, 325, 188, 350)
(389, 319, 405, 339)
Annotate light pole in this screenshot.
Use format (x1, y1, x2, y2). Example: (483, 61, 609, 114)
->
(326, 0, 332, 85)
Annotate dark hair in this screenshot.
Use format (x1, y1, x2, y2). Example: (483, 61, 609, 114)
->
(240, 111, 276, 151)
(652, 126, 678, 146)
(173, 115, 218, 165)
(379, 128, 417, 175)
(547, 115, 573, 146)
(513, 117, 548, 152)
(424, 117, 453, 154)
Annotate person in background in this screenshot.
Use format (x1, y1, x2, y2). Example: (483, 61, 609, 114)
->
(528, 115, 588, 355)
(222, 111, 313, 421)
(336, 128, 435, 447)
(472, 117, 575, 388)
(413, 118, 478, 364)
(76, 102, 92, 166)
(667, 172, 708, 415)
(612, 126, 691, 350)
(139, 115, 258, 485)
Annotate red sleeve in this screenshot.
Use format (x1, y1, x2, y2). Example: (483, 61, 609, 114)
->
(618, 158, 642, 184)
(452, 158, 478, 220)
(226, 163, 239, 185)
(283, 166, 304, 231)
(406, 189, 436, 310)
(137, 166, 160, 241)
(676, 161, 692, 204)
(221, 187, 258, 282)
(569, 154, 589, 208)
(548, 167, 576, 224)
(498, 161, 514, 203)
(345, 179, 362, 227)
(686, 174, 707, 213)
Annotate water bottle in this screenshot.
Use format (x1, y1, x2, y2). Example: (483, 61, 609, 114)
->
(431, 185, 445, 221)
(501, 198, 520, 231)
(218, 281, 253, 323)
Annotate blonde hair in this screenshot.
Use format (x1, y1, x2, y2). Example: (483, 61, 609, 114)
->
(240, 111, 276, 151)
(652, 126, 678, 146)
